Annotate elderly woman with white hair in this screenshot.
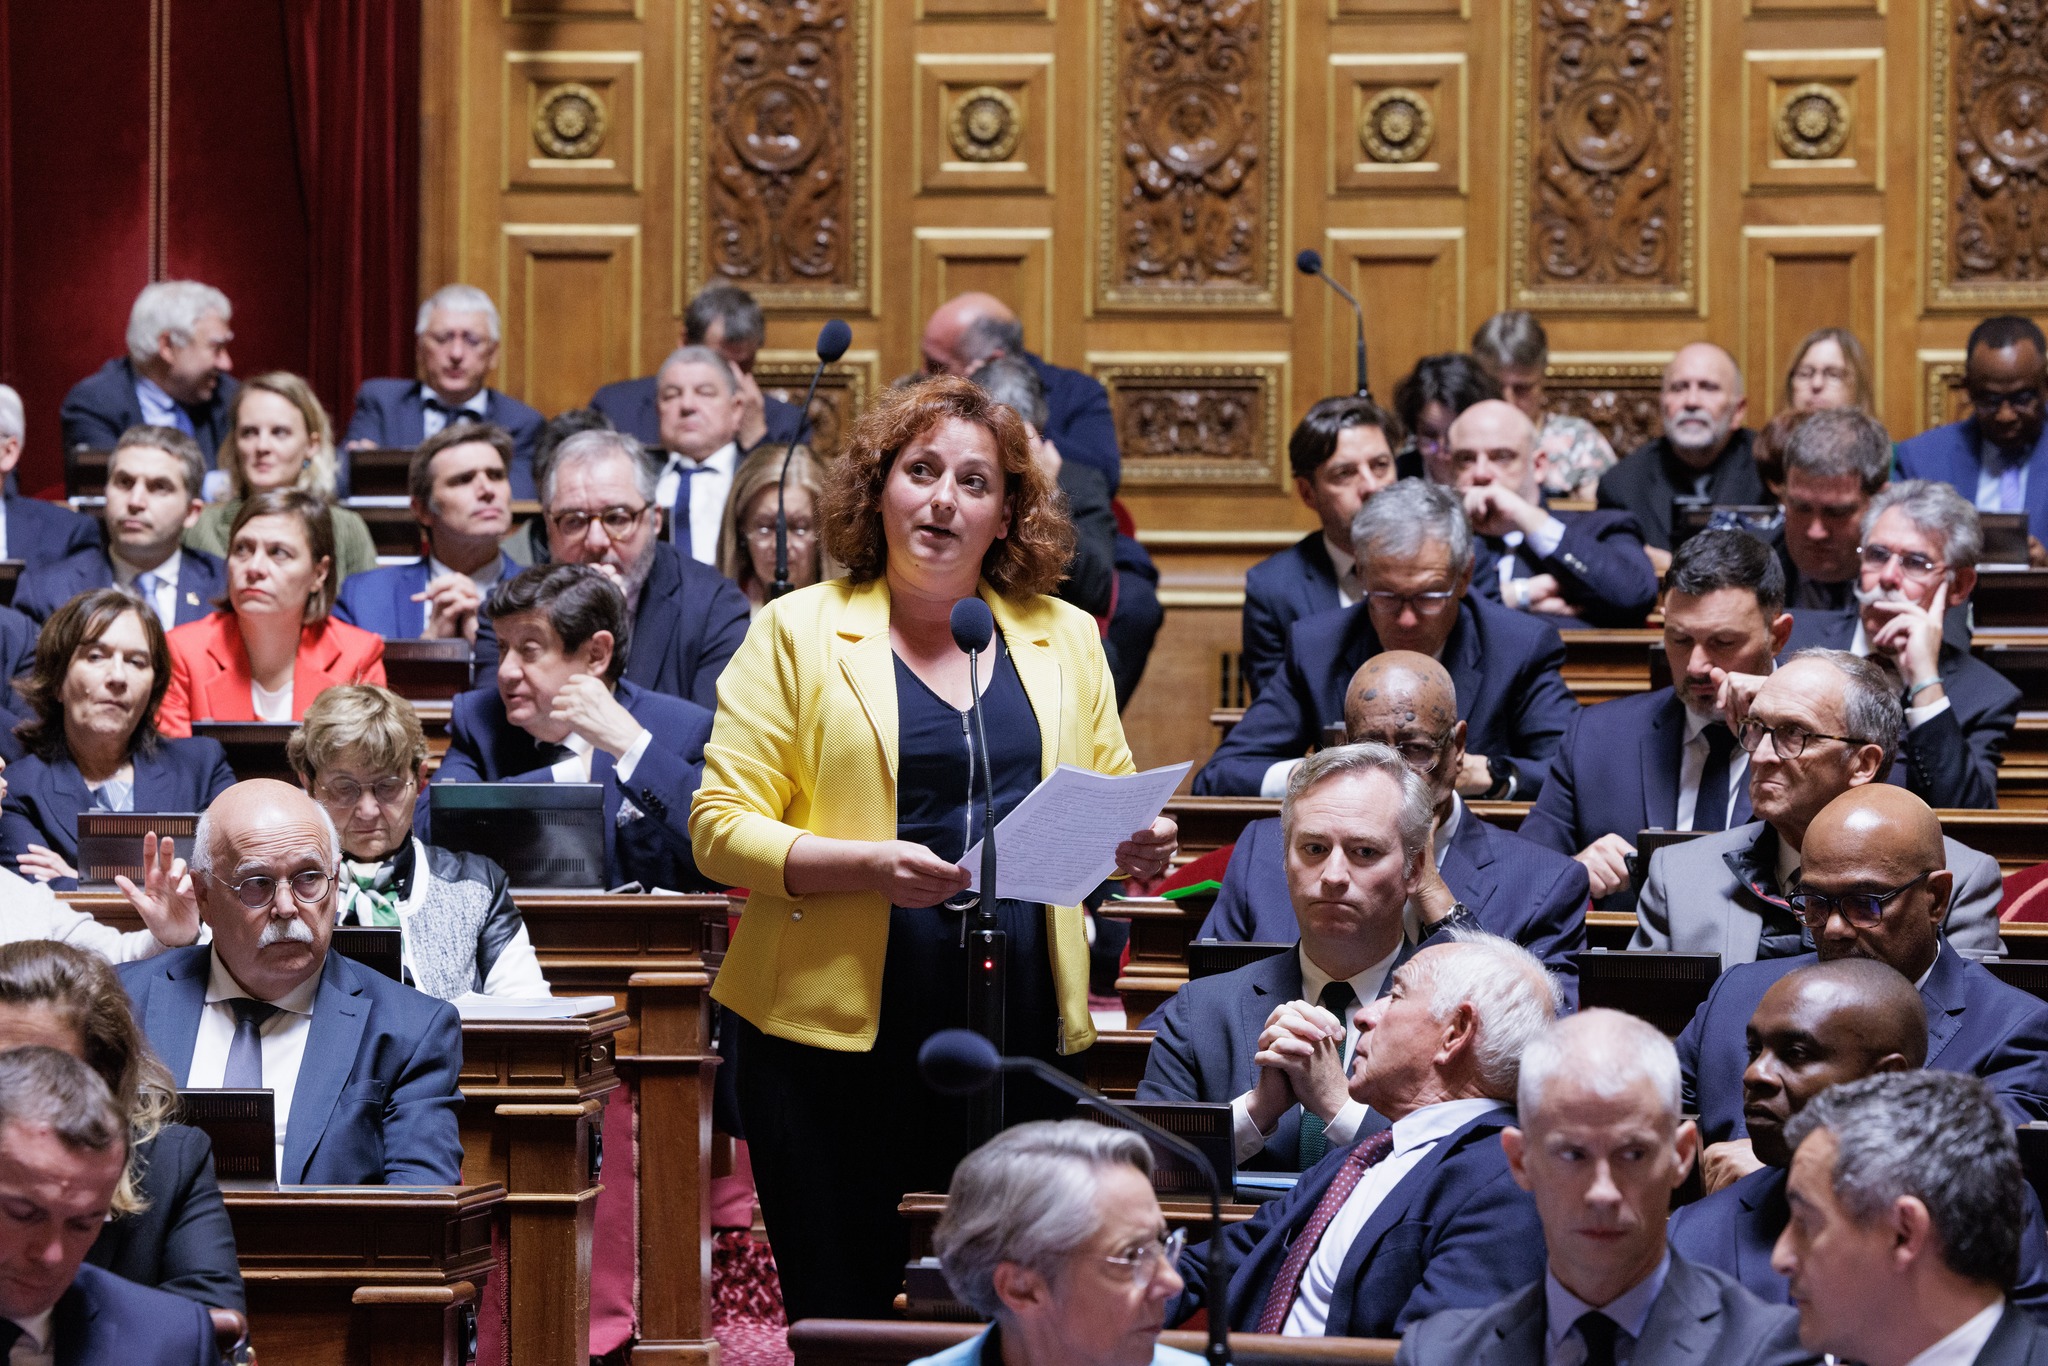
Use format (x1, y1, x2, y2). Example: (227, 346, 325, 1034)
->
(917, 1120, 1203, 1366)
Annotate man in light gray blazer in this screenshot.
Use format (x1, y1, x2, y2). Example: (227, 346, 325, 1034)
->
(1634, 649, 2003, 965)
(1396, 1010, 1814, 1366)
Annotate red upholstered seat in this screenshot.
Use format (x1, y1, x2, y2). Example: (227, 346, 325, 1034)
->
(2002, 861, 2048, 922)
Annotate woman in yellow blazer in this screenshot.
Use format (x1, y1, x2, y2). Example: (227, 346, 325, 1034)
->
(691, 375, 1177, 1322)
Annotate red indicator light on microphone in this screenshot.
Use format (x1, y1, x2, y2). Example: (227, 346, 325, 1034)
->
(982, 959, 995, 971)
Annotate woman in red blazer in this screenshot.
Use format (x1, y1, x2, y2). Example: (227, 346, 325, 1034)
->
(157, 488, 385, 737)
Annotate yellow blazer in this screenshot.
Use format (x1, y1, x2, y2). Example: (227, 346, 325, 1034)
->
(692, 576, 1134, 1054)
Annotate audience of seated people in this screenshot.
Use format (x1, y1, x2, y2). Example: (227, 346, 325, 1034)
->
(712, 442, 838, 614)
(157, 489, 386, 734)
(184, 372, 379, 586)
(1776, 406, 1891, 611)
(592, 282, 804, 455)
(333, 421, 520, 644)
(61, 280, 239, 469)
(1391, 352, 1499, 481)
(342, 283, 542, 496)
(1597, 342, 1766, 561)
(1196, 478, 1576, 800)
(1782, 325, 1875, 415)
(1898, 314, 2048, 560)
(1469, 309, 1617, 499)
(0, 384, 96, 560)
(0, 590, 235, 889)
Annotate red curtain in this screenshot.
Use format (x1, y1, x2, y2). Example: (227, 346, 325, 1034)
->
(281, 0, 420, 420)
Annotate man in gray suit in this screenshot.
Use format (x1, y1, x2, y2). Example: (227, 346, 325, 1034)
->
(1397, 1010, 1813, 1366)
(1634, 649, 2003, 965)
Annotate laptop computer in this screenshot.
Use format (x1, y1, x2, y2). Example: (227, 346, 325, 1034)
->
(76, 812, 200, 888)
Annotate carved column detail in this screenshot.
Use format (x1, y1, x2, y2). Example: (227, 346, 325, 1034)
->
(685, 0, 869, 310)
(1095, 0, 1283, 312)
(1930, 0, 2048, 307)
(1511, 0, 1698, 311)
(1088, 355, 1287, 486)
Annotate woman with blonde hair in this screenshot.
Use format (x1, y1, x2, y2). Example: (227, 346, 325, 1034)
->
(185, 371, 379, 584)
(716, 443, 841, 611)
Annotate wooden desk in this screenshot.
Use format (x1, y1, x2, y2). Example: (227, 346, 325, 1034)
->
(1081, 1029, 1153, 1099)
(1103, 895, 1209, 1025)
(1972, 571, 2048, 630)
(1555, 629, 1660, 704)
(788, 1321, 1400, 1366)
(224, 1182, 502, 1366)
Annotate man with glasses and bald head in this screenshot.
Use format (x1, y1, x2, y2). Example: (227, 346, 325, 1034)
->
(114, 779, 464, 1184)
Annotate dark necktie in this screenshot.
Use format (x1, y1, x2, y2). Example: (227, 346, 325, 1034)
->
(1692, 723, 1738, 833)
(1255, 1127, 1396, 1332)
(0, 1320, 21, 1361)
(424, 396, 465, 423)
(223, 999, 280, 1089)
(1294, 980, 1357, 1170)
(1574, 1310, 1620, 1366)
(669, 461, 717, 560)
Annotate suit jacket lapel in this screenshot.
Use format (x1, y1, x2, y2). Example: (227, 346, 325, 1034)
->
(397, 390, 430, 448)
(1718, 825, 1780, 965)
(284, 955, 369, 1183)
(1330, 1110, 1509, 1306)
(48, 758, 90, 853)
(1441, 807, 1498, 920)
(624, 548, 684, 688)
(837, 580, 899, 781)
(202, 627, 256, 723)
(1443, 604, 1483, 723)
(989, 588, 1061, 780)
(1737, 1169, 1788, 1296)
(591, 737, 624, 874)
(1921, 941, 1970, 1067)
(1643, 692, 1684, 831)
(401, 559, 432, 637)
(1479, 1282, 1547, 1366)
(2028, 426, 2048, 536)
(50, 1273, 94, 1366)
(293, 623, 347, 707)
(130, 748, 176, 815)
(1634, 1257, 1727, 1366)
(144, 950, 210, 1083)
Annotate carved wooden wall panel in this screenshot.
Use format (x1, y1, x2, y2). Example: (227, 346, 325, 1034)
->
(755, 350, 880, 457)
(499, 225, 643, 420)
(1930, 0, 2048, 308)
(915, 55, 1052, 195)
(1335, 0, 1465, 15)
(1920, 353, 1970, 433)
(1511, 0, 1698, 310)
(1095, 0, 1283, 311)
(1741, 227, 1882, 407)
(1323, 229, 1467, 402)
(1329, 55, 1465, 194)
(685, 0, 870, 310)
(1743, 50, 1882, 192)
(911, 229, 1053, 356)
(1546, 358, 1668, 460)
(1088, 355, 1288, 486)
(503, 51, 642, 192)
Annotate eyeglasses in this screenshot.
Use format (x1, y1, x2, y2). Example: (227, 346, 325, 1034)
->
(1365, 590, 1458, 616)
(1359, 731, 1456, 774)
(211, 868, 336, 911)
(424, 330, 492, 350)
(1100, 1227, 1186, 1290)
(1968, 387, 2044, 417)
(1736, 717, 1867, 760)
(1788, 870, 1933, 929)
(745, 523, 815, 544)
(547, 505, 649, 542)
(1858, 543, 1947, 581)
(1792, 365, 1851, 387)
(316, 775, 414, 809)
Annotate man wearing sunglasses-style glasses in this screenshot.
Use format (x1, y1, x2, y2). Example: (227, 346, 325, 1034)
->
(1897, 314, 2048, 564)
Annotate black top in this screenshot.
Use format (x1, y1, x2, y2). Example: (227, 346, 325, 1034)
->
(893, 636, 1040, 882)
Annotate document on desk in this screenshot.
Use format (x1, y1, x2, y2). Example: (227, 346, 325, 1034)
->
(960, 761, 1191, 905)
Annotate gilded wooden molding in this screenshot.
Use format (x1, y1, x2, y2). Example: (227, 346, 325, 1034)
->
(1920, 350, 1969, 431)
(534, 82, 609, 159)
(949, 86, 1024, 163)
(1086, 353, 1288, 486)
(1775, 82, 1851, 160)
(1359, 88, 1434, 164)
(1545, 355, 1672, 459)
(1929, 0, 2048, 308)
(754, 347, 879, 457)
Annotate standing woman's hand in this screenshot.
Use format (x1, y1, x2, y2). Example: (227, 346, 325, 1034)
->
(1114, 817, 1177, 881)
(869, 840, 973, 906)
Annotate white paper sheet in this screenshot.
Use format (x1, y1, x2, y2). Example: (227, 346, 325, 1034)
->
(450, 993, 617, 1021)
(960, 761, 1191, 905)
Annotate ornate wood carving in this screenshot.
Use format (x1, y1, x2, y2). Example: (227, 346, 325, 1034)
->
(1546, 360, 1667, 459)
(686, 0, 869, 310)
(1090, 357, 1285, 486)
(1511, 0, 1697, 310)
(1096, 0, 1283, 311)
(755, 353, 874, 458)
(1930, 0, 2048, 306)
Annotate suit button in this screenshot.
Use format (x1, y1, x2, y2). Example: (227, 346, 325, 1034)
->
(791, 910, 803, 921)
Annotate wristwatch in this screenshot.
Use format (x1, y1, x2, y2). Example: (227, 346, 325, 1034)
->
(1484, 755, 1519, 801)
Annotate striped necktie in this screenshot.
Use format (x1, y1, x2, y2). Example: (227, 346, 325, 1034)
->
(1254, 1127, 1397, 1332)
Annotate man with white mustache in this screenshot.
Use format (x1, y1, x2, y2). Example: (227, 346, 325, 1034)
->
(116, 779, 464, 1183)
(1596, 344, 1767, 562)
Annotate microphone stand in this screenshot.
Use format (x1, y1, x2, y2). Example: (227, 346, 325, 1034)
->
(962, 640, 1005, 1144)
(771, 355, 835, 600)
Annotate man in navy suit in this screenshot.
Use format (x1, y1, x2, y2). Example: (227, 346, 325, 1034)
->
(1240, 395, 1403, 696)
(433, 564, 714, 892)
(1520, 529, 1792, 916)
(1782, 481, 2017, 810)
(15, 427, 224, 630)
(342, 285, 543, 497)
(0, 1047, 222, 1364)
(590, 283, 802, 453)
(1166, 933, 1556, 1336)
(1433, 399, 1658, 628)
(117, 779, 465, 1185)
(0, 385, 95, 560)
(1197, 652, 1587, 998)
(646, 346, 749, 566)
(1596, 343, 1764, 557)
(1897, 314, 2048, 557)
(1195, 478, 1577, 801)
(59, 280, 238, 470)
(1775, 407, 1891, 612)
(334, 422, 520, 644)
(1674, 785, 2048, 1152)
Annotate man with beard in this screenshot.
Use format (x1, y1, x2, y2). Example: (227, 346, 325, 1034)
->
(1899, 315, 2048, 562)
(1597, 343, 1766, 561)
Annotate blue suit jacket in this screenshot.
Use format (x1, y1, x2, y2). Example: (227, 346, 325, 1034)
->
(1783, 607, 2018, 810)
(0, 738, 236, 889)
(85, 1123, 244, 1313)
(333, 552, 523, 640)
(1468, 507, 1659, 628)
(1195, 806, 1589, 1000)
(1027, 352, 1121, 492)
(431, 678, 715, 891)
(588, 373, 804, 450)
(1194, 595, 1578, 799)
(341, 378, 543, 498)
(1240, 533, 1343, 699)
(14, 545, 227, 628)
(1897, 416, 2048, 546)
(4, 493, 97, 564)
(0, 604, 36, 764)
(59, 356, 239, 463)
(1519, 687, 1753, 917)
(1676, 942, 2048, 1143)
(47, 1261, 222, 1365)
(121, 946, 464, 1185)
(1169, 1106, 1547, 1336)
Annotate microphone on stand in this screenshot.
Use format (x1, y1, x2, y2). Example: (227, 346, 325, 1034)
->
(919, 1029, 1233, 1366)
(772, 318, 854, 599)
(948, 597, 1004, 1143)
(1296, 249, 1371, 400)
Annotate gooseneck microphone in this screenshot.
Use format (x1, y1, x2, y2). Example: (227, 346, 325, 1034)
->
(948, 597, 1004, 1142)
(919, 1029, 1233, 1366)
(772, 319, 854, 599)
(1296, 249, 1371, 400)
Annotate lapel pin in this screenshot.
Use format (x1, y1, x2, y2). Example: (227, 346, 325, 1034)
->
(186, 591, 200, 606)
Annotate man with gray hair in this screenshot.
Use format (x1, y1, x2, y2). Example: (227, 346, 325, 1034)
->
(1774, 1071, 2048, 1365)
(115, 779, 463, 1184)
(1397, 1010, 1810, 1365)
(1195, 478, 1576, 800)
(342, 283, 544, 496)
(1164, 930, 1555, 1337)
(60, 280, 239, 464)
(0, 383, 96, 564)
(1777, 407, 1893, 612)
(1597, 342, 1766, 556)
(591, 281, 806, 453)
(1782, 478, 2019, 809)
(651, 344, 745, 565)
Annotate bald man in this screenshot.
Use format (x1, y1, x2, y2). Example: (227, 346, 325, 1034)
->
(1434, 399, 1657, 627)
(1195, 652, 1588, 994)
(1673, 784, 2048, 1152)
(1597, 343, 1768, 552)
(116, 780, 464, 1184)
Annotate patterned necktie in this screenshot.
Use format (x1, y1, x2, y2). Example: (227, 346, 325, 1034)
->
(2001, 461, 2026, 514)
(670, 461, 717, 560)
(345, 861, 401, 927)
(223, 999, 279, 1089)
(1574, 1310, 1621, 1366)
(1254, 1127, 1397, 1333)
(1293, 980, 1357, 1170)
(1692, 723, 1738, 833)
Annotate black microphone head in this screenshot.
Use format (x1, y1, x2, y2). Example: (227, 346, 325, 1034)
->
(949, 596, 995, 654)
(1296, 248, 1323, 276)
(919, 1029, 1001, 1096)
(816, 319, 853, 364)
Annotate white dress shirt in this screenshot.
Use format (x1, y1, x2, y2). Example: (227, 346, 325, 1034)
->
(5, 1307, 53, 1366)
(547, 727, 653, 786)
(1282, 1095, 1504, 1335)
(0, 863, 175, 962)
(421, 552, 505, 637)
(1325, 537, 1362, 611)
(1495, 515, 1569, 609)
(1849, 618, 1954, 728)
(1676, 705, 1751, 832)
(656, 442, 739, 566)
(418, 384, 489, 443)
(1904, 1300, 2005, 1366)
(250, 679, 293, 723)
(1542, 1252, 1670, 1366)
(111, 548, 183, 633)
(187, 949, 323, 1176)
(133, 374, 186, 431)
